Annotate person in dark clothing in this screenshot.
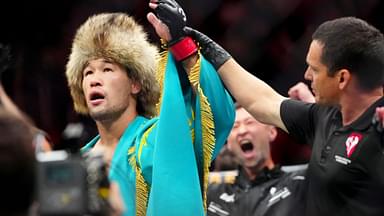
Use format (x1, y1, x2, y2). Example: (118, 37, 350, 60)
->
(184, 16, 384, 216)
(0, 44, 52, 153)
(207, 105, 307, 216)
(0, 108, 35, 216)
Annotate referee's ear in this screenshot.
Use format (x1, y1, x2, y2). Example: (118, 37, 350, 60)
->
(337, 69, 351, 91)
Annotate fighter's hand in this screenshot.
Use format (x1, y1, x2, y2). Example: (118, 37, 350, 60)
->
(288, 82, 315, 103)
(147, 10, 171, 42)
(373, 107, 384, 133)
(147, 0, 186, 45)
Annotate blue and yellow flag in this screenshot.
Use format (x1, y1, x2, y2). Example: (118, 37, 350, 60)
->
(147, 52, 204, 215)
(135, 51, 234, 216)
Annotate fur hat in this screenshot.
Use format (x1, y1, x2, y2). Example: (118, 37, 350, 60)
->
(66, 13, 160, 117)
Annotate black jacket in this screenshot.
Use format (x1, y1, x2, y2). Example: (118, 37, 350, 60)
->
(207, 166, 307, 216)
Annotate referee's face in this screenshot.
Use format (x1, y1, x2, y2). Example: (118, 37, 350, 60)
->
(304, 40, 340, 105)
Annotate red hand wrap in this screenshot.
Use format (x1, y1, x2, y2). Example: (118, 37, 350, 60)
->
(169, 36, 198, 61)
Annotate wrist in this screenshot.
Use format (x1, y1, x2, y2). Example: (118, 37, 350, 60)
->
(169, 36, 198, 61)
(181, 54, 198, 73)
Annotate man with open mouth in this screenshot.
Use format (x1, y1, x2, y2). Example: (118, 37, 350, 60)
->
(207, 105, 307, 216)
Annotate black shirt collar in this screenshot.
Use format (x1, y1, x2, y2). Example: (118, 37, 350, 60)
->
(236, 166, 284, 189)
(332, 97, 384, 132)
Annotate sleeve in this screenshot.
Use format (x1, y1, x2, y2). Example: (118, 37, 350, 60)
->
(280, 99, 317, 146)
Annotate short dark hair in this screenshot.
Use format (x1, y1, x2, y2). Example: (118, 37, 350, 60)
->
(312, 17, 384, 91)
(0, 108, 35, 215)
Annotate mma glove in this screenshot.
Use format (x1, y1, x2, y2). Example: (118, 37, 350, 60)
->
(184, 27, 232, 70)
(155, 0, 197, 61)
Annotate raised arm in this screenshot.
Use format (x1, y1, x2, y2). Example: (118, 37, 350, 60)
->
(185, 28, 288, 131)
(147, 0, 235, 156)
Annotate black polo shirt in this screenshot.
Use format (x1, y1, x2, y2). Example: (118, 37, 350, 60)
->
(281, 97, 384, 216)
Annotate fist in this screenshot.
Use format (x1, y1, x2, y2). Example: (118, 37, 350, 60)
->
(288, 82, 315, 103)
(152, 0, 187, 44)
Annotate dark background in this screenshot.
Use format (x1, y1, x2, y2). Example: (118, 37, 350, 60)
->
(0, 0, 383, 163)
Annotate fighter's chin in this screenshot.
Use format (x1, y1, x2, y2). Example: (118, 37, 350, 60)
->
(89, 107, 126, 122)
(89, 109, 116, 122)
(90, 111, 108, 121)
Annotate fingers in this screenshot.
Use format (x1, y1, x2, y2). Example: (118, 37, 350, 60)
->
(288, 84, 300, 98)
(288, 82, 315, 103)
(289, 82, 305, 91)
(374, 107, 384, 130)
(149, 2, 157, 10)
(288, 90, 298, 99)
(287, 86, 295, 96)
(376, 107, 384, 121)
(147, 12, 160, 28)
(147, 12, 172, 41)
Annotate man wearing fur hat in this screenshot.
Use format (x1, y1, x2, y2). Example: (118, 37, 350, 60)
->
(65, 1, 234, 215)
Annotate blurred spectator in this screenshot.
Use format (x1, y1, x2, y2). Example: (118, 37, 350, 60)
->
(0, 108, 35, 216)
(0, 44, 52, 153)
(0, 83, 52, 153)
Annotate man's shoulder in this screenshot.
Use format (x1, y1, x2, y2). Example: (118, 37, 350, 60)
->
(282, 98, 338, 113)
(270, 164, 308, 198)
(133, 116, 158, 138)
(279, 164, 307, 181)
(281, 164, 308, 174)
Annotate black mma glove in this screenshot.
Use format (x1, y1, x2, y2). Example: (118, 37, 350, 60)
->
(184, 27, 231, 70)
(155, 0, 186, 45)
(153, 0, 197, 61)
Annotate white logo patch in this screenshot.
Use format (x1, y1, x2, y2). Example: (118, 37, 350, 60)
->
(335, 155, 351, 165)
(207, 202, 230, 216)
(345, 132, 362, 158)
(268, 187, 291, 207)
(219, 193, 235, 203)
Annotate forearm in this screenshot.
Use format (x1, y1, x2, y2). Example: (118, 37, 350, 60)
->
(181, 54, 198, 76)
(0, 85, 34, 125)
(218, 58, 288, 131)
(181, 28, 287, 130)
